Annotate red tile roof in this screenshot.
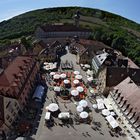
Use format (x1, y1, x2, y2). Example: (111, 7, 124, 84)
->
(79, 39, 110, 49)
(0, 56, 32, 87)
(114, 77, 140, 114)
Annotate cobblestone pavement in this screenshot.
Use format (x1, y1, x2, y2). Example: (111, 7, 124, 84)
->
(32, 50, 129, 140)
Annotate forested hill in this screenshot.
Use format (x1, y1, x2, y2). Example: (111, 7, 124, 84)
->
(0, 7, 140, 65)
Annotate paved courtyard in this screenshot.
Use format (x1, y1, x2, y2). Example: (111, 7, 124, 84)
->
(32, 49, 129, 140)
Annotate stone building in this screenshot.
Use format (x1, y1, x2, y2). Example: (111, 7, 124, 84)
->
(108, 77, 140, 134)
(35, 24, 92, 39)
(98, 66, 140, 96)
(0, 56, 39, 134)
(34, 40, 65, 62)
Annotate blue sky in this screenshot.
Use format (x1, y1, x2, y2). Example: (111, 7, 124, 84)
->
(0, 0, 140, 23)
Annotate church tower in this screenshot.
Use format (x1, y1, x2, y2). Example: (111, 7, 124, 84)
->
(73, 10, 80, 27)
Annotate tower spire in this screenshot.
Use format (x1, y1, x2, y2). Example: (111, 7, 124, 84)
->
(73, 10, 80, 27)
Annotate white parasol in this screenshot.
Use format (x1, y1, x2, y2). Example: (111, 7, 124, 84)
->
(80, 64, 84, 67)
(110, 112, 116, 116)
(54, 86, 61, 92)
(76, 105, 83, 112)
(84, 64, 90, 68)
(60, 73, 67, 79)
(86, 69, 93, 75)
(50, 72, 55, 76)
(71, 90, 79, 96)
(74, 71, 80, 75)
(44, 62, 48, 65)
(53, 74, 60, 79)
(92, 104, 98, 109)
(75, 75, 83, 80)
(48, 103, 59, 112)
(73, 79, 79, 85)
(58, 112, 70, 119)
(76, 86, 84, 93)
(80, 111, 89, 119)
(79, 100, 88, 107)
(64, 79, 70, 84)
(90, 89, 94, 94)
(102, 109, 111, 116)
(87, 77, 93, 82)
(43, 66, 49, 70)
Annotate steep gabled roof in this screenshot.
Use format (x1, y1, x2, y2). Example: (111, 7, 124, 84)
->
(114, 77, 140, 113)
(79, 39, 110, 50)
(0, 56, 32, 87)
(95, 52, 109, 65)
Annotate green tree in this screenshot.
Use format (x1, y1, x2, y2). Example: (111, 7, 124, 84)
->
(21, 36, 31, 51)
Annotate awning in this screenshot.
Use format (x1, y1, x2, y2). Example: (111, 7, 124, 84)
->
(32, 85, 44, 100)
(105, 115, 119, 129)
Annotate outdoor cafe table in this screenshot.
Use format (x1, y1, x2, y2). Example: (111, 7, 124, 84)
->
(105, 115, 119, 129)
